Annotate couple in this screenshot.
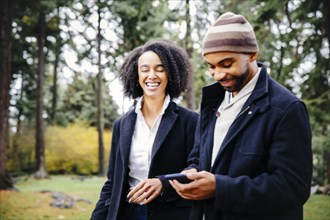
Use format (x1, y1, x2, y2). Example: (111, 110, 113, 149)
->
(91, 12, 312, 220)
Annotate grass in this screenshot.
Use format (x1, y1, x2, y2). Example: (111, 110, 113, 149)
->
(0, 175, 106, 220)
(0, 175, 329, 220)
(304, 194, 330, 220)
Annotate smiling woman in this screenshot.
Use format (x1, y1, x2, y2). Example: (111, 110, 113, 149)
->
(137, 51, 168, 102)
(120, 39, 191, 100)
(90, 39, 198, 220)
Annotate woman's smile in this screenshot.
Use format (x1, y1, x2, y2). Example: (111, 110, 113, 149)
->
(138, 51, 168, 98)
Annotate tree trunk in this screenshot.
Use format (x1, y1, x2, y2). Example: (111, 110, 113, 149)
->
(184, 0, 195, 110)
(324, 150, 330, 184)
(34, 12, 48, 179)
(0, 0, 14, 190)
(97, 1, 105, 176)
(51, 43, 59, 125)
(324, 0, 330, 54)
(12, 74, 24, 171)
(323, 0, 330, 184)
(323, 0, 330, 78)
(50, 7, 61, 125)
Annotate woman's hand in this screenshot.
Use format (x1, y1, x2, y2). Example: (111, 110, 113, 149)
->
(127, 178, 162, 205)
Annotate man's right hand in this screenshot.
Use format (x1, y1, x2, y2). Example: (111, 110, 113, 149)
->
(170, 170, 216, 200)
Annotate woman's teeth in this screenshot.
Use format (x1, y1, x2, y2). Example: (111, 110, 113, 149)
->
(146, 83, 160, 87)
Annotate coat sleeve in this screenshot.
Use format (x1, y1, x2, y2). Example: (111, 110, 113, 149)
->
(215, 101, 313, 214)
(157, 110, 199, 202)
(186, 114, 201, 171)
(90, 119, 121, 219)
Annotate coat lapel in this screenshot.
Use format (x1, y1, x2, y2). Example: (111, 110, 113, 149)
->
(203, 110, 217, 171)
(151, 102, 178, 160)
(119, 110, 137, 164)
(216, 104, 259, 158)
(211, 64, 270, 168)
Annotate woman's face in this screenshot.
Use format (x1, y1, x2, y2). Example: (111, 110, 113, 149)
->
(137, 51, 168, 98)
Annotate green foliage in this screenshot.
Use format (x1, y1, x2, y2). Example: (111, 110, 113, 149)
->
(46, 122, 111, 175)
(60, 73, 119, 129)
(7, 125, 35, 173)
(311, 132, 330, 185)
(247, 0, 330, 184)
(7, 122, 111, 175)
(189, 52, 214, 109)
(112, 0, 173, 52)
(7, 0, 330, 185)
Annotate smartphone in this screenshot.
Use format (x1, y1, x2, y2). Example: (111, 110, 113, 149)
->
(164, 173, 193, 184)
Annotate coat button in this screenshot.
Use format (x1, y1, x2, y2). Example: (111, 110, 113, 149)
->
(248, 111, 252, 114)
(148, 209, 154, 216)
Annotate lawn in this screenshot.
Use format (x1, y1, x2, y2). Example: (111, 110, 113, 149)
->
(0, 175, 106, 220)
(304, 194, 330, 220)
(0, 175, 329, 220)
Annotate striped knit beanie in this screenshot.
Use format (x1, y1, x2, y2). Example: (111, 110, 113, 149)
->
(202, 12, 259, 55)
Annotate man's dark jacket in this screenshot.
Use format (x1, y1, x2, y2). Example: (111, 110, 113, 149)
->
(91, 101, 198, 220)
(187, 63, 313, 220)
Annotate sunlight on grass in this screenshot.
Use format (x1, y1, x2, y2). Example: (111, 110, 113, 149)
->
(304, 194, 330, 220)
(0, 175, 106, 220)
(14, 175, 106, 202)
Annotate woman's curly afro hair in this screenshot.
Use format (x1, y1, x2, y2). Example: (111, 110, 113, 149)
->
(119, 38, 192, 99)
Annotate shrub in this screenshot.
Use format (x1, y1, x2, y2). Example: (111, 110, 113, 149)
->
(7, 122, 111, 175)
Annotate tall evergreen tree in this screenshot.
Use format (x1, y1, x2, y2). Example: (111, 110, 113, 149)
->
(183, 0, 195, 110)
(96, 0, 105, 176)
(50, 7, 62, 125)
(0, 0, 14, 189)
(34, 11, 48, 179)
(251, 0, 329, 184)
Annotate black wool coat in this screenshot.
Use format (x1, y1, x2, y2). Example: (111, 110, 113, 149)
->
(187, 63, 313, 220)
(91, 101, 198, 220)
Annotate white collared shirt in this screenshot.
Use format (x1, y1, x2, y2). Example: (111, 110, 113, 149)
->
(212, 68, 261, 165)
(128, 95, 171, 189)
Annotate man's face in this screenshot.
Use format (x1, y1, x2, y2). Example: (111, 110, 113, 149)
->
(204, 51, 256, 96)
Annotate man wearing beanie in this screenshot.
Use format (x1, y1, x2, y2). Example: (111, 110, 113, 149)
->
(170, 12, 312, 220)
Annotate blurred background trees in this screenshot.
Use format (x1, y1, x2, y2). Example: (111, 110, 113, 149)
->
(0, 0, 328, 189)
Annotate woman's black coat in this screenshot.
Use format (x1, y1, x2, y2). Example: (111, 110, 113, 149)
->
(91, 101, 198, 220)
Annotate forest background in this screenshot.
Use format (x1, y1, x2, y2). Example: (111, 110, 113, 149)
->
(0, 0, 329, 196)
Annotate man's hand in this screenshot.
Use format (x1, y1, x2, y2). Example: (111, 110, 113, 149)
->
(127, 178, 162, 205)
(181, 168, 198, 175)
(169, 171, 216, 200)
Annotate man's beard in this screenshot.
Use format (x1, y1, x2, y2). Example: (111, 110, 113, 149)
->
(221, 68, 250, 93)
